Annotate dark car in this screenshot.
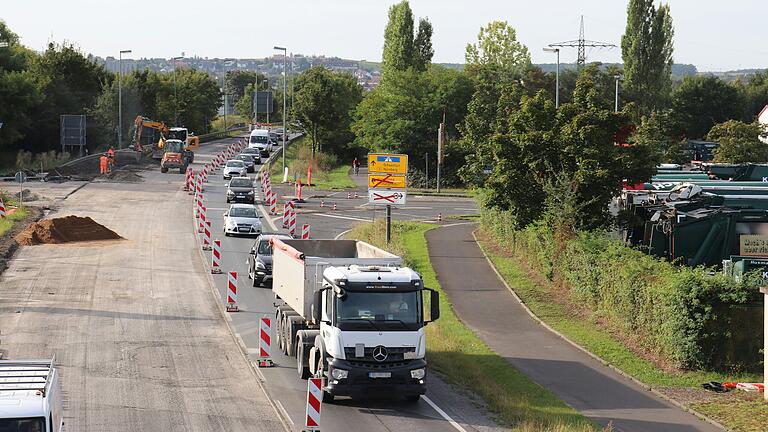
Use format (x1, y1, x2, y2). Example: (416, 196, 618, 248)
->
(247, 233, 292, 286)
(241, 147, 262, 164)
(226, 176, 256, 203)
(259, 149, 270, 160)
(236, 154, 256, 173)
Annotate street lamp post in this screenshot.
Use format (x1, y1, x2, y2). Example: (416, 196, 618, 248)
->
(171, 54, 184, 125)
(543, 47, 560, 108)
(118, 49, 132, 149)
(274, 46, 288, 172)
(614, 75, 621, 113)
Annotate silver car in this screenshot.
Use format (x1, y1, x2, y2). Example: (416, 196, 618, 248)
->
(223, 160, 247, 179)
(223, 204, 262, 237)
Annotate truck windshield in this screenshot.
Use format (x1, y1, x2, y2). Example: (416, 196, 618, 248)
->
(0, 417, 45, 432)
(336, 291, 420, 330)
(250, 135, 268, 144)
(168, 130, 187, 141)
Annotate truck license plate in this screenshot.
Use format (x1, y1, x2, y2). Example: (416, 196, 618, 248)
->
(369, 372, 391, 379)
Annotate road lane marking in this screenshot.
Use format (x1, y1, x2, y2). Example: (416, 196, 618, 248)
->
(275, 400, 294, 425)
(315, 213, 372, 222)
(422, 396, 469, 432)
(334, 229, 352, 240)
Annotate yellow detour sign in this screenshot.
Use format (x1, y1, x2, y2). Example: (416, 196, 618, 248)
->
(368, 153, 408, 175)
(368, 173, 407, 189)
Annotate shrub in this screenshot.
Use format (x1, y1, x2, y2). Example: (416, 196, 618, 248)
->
(481, 207, 762, 371)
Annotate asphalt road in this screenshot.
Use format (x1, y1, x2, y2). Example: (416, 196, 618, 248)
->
(425, 224, 721, 432)
(0, 153, 285, 431)
(187, 138, 505, 432)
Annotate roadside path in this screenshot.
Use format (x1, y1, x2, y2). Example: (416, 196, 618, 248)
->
(425, 223, 720, 432)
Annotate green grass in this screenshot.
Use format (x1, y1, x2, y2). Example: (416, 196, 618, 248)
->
(348, 221, 604, 432)
(269, 137, 355, 190)
(0, 200, 29, 237)
(210, 114, 249, 132)
(691, 399, 768, 432)
(476, 233, 761, 388)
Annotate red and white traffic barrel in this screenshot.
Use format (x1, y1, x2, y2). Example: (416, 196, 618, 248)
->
(289, 209, 297, 237)
(0, 198, 5, 218)
(301, 224, 310, 240)
(202, 220, 212, 251)
(257, 317, 274, 367)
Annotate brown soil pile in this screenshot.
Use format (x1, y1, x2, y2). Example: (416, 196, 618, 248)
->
(104, 170, 143, 183)
(15, 216, 122, 246)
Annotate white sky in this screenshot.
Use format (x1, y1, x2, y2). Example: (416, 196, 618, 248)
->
(2, 0, 765, 71)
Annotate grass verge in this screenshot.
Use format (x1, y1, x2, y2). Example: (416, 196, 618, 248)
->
(475, 230, 767, 432)
(269, 137, 355, 190)
(0, 204, 29, 237)
(348, 220, 604, 432)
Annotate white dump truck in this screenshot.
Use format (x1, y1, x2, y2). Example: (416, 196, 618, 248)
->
(0, 359, 63, 431)
(271, 238, 440, 402)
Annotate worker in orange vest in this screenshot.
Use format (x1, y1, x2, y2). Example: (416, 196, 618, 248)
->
(106, 147, 115, 168)
(99, 155, 109, 174)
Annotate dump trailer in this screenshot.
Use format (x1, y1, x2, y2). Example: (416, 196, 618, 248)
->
(0, 359, 63, 431)
(271, 238, 440, 402)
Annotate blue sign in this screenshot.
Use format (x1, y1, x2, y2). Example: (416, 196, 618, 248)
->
(377, 156, 401, 163)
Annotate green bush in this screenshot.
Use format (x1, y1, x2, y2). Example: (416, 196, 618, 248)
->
(15, 150, 71, 171)
(481, 207, 762, 371)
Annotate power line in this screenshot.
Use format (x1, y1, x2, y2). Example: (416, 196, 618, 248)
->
(548, 16, 616, 67)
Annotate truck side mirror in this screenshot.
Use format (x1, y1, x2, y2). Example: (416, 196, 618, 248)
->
(313, 289, 324, 324)
(426, 288, 440, 323)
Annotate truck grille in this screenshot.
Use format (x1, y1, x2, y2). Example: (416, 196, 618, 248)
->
(343, 347, 414, 363)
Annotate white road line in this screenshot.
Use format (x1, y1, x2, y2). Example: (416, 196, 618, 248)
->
(422, 396, 469, 432)
(275, 400, 294, 425)
(334, 229, 352, 240)
(441, 222, 476, 228)
(315, 213, 372, 222)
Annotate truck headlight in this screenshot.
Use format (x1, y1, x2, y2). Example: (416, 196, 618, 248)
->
(410, 368, 426, 380)
(255, 261, 266, 269)
(331, 368, 348, 380)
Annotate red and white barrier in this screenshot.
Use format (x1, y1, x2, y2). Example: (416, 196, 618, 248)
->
(332, 202, 337, 211)
(305, 377, 323, 430)
(320, 200, 324, 208)
(347, 192, 351, 199)
(296, 180, 303, 202)
(196, 194, 204, 219)
(437, 213, 442, 222)
(354, 191, 359, 199)
(288, 208, 297, 237)
(257, 317, 274, 367)
(203, 220, 212, 251)
(226, 271, 239, 312)
(0, 198, 5, 218)
(301, 224, 310, 240)
(270, 192, 277, 215)
(211, 239, 222, 274)
(283, 202, 290, 228)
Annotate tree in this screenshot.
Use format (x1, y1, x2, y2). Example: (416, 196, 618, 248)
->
(225, 70, 264, 102)
(465, 21, 531, 77)
(0, 21, 42, 148)
(621, 0, 674, 115)
(671, 75, 744, 139)
(381, 1, 432, 77)
(294, 67, 362, 157)
(708, 120, 768, 163)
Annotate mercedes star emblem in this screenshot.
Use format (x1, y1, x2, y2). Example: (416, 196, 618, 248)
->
(372, 345, 388, 362)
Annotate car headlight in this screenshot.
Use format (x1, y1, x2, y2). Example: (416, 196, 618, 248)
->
(331, 368, 348, 380)
(247, 190, 254, 195)
(410, 368, 426, 380)
(227, 190, 234, 196)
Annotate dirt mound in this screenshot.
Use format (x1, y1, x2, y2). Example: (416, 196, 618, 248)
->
(15, 216, 122, 246)
(104, 170, 143, 183)
(14, 189, 42, 201)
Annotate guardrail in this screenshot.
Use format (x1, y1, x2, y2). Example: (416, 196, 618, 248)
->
(197, 126, 249, 143)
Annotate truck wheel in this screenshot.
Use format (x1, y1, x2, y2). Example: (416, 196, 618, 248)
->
(296, 337, 310, 379)
(286, 317, 303, 358)
(179, 167, 186, 174)
(252, 276, 261, 287)
(322, 390, 335, 403)
(160, 166, 168, 173)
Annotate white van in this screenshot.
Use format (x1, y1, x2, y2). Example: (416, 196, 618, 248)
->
(0, 359, 63, 431)
(249, 129, 271, 152)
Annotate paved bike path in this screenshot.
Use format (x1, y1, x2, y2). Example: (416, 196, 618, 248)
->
(425, 223, 720, 432)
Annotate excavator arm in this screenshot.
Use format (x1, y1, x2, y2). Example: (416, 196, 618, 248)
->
(131, 116, 170, 157)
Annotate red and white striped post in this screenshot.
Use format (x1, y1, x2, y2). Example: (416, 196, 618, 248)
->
(187, 169, 195, 195)
(0, 198, 5, 218)
(301, 224, 310, 240)
(211, 239, 222, 274)
(203, 220, 212, 251)
(226, 271, 239, 312)
(354, 191, 359, 199)
(297, 179, 303, 202)
(289, 208, 297, 237)
(196, 194, 204, 219)
(347, 192, 351, 199)
(270, 192, 277, 215)
(282, 202, 290, 228)
(304, 378, 323, 431)
(320, 200, 324, 208)
(332, 202, 337, 211)
(257, 317, 274, 367)
(437, 213, 442, 222)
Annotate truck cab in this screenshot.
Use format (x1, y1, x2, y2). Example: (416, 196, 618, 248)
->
(0, 359, 63, 432)
(311, 265, 439, 401)
(160, 139, 192, 174)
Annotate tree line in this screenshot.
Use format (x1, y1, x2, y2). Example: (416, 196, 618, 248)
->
(0, 21, 222, 163)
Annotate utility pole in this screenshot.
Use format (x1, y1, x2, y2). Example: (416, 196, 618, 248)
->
(254, 74, 259, 125)
(542, 47, 560, 108)
(222, 75, 228, 131)
(171, 54, 184, 125)
(118, 49, 132, 149)
(548, 16, 616, 68)
(614, 75, 621, 113)
(437, 112, 445, 193)
(275, 46, 288, 172)
(425, 153, 429, 189)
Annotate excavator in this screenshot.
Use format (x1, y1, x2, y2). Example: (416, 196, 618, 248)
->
(130, 116, 195, 173)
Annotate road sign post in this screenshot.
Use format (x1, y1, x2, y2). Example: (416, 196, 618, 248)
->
(386, 204, 392, 244)
(367, 153, 408, 245)
(15, 171, 26, 209)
